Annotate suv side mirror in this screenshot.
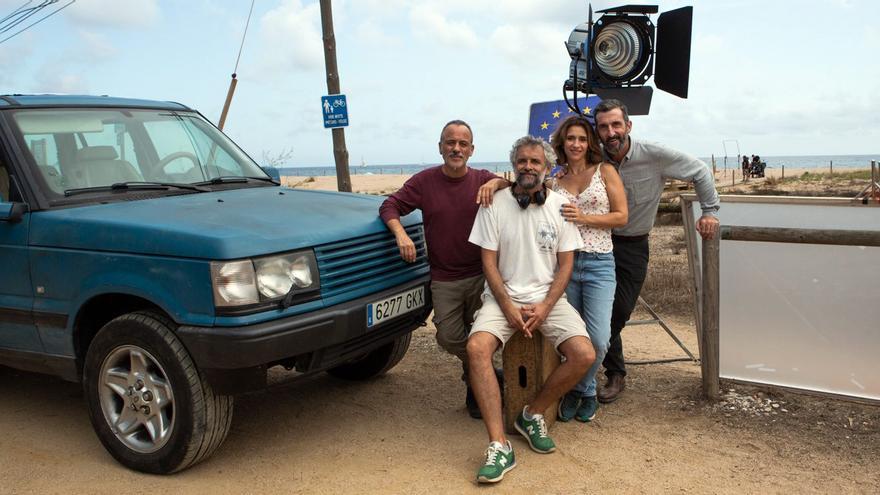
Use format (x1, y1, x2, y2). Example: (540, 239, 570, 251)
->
(0, 202, 27, 223)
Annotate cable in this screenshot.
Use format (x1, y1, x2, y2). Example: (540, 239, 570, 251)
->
(0, 0, 74, 45)
(0, 2, 47, 35)
(232, 0, 256, 75)
(0, 0, 34, 25)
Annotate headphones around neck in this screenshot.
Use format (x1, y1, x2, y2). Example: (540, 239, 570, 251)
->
(511, 184, 547, 209)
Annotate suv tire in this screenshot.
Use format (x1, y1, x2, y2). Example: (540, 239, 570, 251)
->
(326, 333, 412, 380)
(82, 311, 233, 474)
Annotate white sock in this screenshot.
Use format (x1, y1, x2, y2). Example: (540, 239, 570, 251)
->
(489, 441, 511, 453)
(523, 405, 534, 420)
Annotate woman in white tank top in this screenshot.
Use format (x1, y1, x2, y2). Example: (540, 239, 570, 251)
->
(548, 116, 628, 423)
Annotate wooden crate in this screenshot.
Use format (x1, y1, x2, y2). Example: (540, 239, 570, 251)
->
(502, 330, 560, 433)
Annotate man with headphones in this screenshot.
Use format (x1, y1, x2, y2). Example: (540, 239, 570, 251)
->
(465, 136, 595, 484)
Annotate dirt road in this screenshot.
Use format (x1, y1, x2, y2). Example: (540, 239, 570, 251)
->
(2, 311, 878, 494)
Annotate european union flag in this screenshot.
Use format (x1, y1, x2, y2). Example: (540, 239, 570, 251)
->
(527, 96, 601, 142)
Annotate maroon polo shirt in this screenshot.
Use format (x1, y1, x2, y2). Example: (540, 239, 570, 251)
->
(379, 166, 498, 282)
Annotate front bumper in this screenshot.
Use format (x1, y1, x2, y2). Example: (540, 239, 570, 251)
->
(177, 276, 432, 392)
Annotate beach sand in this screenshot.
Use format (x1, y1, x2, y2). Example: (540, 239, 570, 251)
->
(3, 172, 876, 493)
(282, 174, 411, 195)
(281, 166, 855, 195)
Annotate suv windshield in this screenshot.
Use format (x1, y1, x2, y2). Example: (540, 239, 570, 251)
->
(9, 108, 270, 200)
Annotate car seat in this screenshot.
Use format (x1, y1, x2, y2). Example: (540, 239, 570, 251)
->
(68, 146, 142, 188)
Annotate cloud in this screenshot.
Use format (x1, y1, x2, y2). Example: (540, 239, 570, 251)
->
(409, 5, 478, 48)
(67, 0, 159, 28)
(403, 0, 575, 24)
(481, 0, 579, 24)
(77, 30, 117, 59)
(256, 0, 323, 73)
(356, 0, 410, 17)
(489, 23, 566, 69)
(32, 67, 89, 94)
(692, 33, 725, 56)
(355, 19, 401, 47)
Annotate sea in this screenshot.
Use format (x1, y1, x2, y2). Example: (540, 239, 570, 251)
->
(277, 154, 878, 177)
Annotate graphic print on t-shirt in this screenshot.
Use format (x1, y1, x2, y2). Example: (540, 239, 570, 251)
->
(536, 221, 558, 252)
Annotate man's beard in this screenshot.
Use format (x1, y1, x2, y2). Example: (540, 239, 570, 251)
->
(515, 170, 545, 191)
(602, 135, 625, 154)
(602, 138, 620, 152)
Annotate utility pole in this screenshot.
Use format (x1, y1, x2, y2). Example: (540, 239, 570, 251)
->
(319, 0, 352, 192)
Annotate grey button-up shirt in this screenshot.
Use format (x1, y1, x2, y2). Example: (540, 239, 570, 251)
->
(605, 137, 720, 237)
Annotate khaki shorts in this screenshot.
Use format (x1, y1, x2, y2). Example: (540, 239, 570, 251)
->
(470, 293, 589, 350)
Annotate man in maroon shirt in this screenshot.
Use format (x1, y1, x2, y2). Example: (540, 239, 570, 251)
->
(379, 120, 506, 418)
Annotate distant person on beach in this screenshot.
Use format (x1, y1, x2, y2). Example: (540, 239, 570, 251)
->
(379, 120, 507, 419)
(751, 155, 764, 178)
(742, 155, 751, 180)
(593, 99, 720, 404)
(548, 116, 628, 424)
(467, 135, 593, 483)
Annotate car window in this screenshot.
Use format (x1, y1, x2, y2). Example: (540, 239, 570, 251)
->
(144, 118, 245, 179)
(0, 161, 9, 201)
(76, 123, 140, 172)
(10, 108, 267, 200)
(20, 133, 64, 194)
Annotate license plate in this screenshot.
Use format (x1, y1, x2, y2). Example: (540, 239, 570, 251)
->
(366, 286, 425, 328)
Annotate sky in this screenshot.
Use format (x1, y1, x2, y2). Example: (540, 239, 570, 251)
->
(2, 0, 879, 167)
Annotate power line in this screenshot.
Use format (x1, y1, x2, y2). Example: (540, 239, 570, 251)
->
(0, 0, 75, 46)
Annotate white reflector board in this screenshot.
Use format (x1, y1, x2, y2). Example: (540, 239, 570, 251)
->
(689, 197, 880, 401)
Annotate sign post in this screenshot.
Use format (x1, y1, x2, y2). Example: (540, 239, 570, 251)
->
(319, 0, 351, 192)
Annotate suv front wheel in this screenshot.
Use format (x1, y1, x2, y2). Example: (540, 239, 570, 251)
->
(82, 311, 233, 474)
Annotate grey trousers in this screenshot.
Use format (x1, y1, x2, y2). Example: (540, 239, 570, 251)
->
(430, 274, 485, 373)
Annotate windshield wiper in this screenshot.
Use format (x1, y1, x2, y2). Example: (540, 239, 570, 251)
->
(245, 175, 280, 185)
(64, 181, 209, 197)
(195, 176, 280, 186)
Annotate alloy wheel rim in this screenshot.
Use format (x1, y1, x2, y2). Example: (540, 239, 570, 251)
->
(98, 345, 175, 453)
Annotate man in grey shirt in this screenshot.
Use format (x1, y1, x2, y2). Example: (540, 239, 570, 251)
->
(593, 99, 720, 403)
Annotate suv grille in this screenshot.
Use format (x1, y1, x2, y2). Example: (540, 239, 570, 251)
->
(314, 224, 427, 300)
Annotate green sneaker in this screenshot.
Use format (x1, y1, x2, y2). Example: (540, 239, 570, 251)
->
(575, 395, 598, 422)
(557, 391, 581, 422)
(514, 407, 556, 453)
(476, 441, 516, 483)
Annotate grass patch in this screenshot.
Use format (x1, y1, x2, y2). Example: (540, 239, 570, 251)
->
(641, 228, 693, 315)
(796, 170, 872, 181)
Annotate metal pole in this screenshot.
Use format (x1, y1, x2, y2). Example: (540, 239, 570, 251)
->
(680, 199, 703, 357)
(319, 0, 352, 192)
(700, 233, 720, 400)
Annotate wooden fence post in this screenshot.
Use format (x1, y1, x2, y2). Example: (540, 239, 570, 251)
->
(701, 233, 720, 400)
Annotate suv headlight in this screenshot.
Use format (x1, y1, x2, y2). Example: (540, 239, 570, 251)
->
(211, 251, 319, 308)
(254, 253, 318, 297)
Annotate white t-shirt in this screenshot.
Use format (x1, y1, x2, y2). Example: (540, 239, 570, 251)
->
(468, 188, 584, 303)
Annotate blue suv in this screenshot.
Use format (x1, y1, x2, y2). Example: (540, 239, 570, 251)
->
(0, 95, 431, 473)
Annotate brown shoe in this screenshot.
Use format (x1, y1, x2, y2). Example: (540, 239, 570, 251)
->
(597, 374, 626, 403)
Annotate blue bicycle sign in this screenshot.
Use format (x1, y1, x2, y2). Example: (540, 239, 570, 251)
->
(322, 94, 349, 128)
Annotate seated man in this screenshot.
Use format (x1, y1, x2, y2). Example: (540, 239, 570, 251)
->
(466, 136, 595, 484)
